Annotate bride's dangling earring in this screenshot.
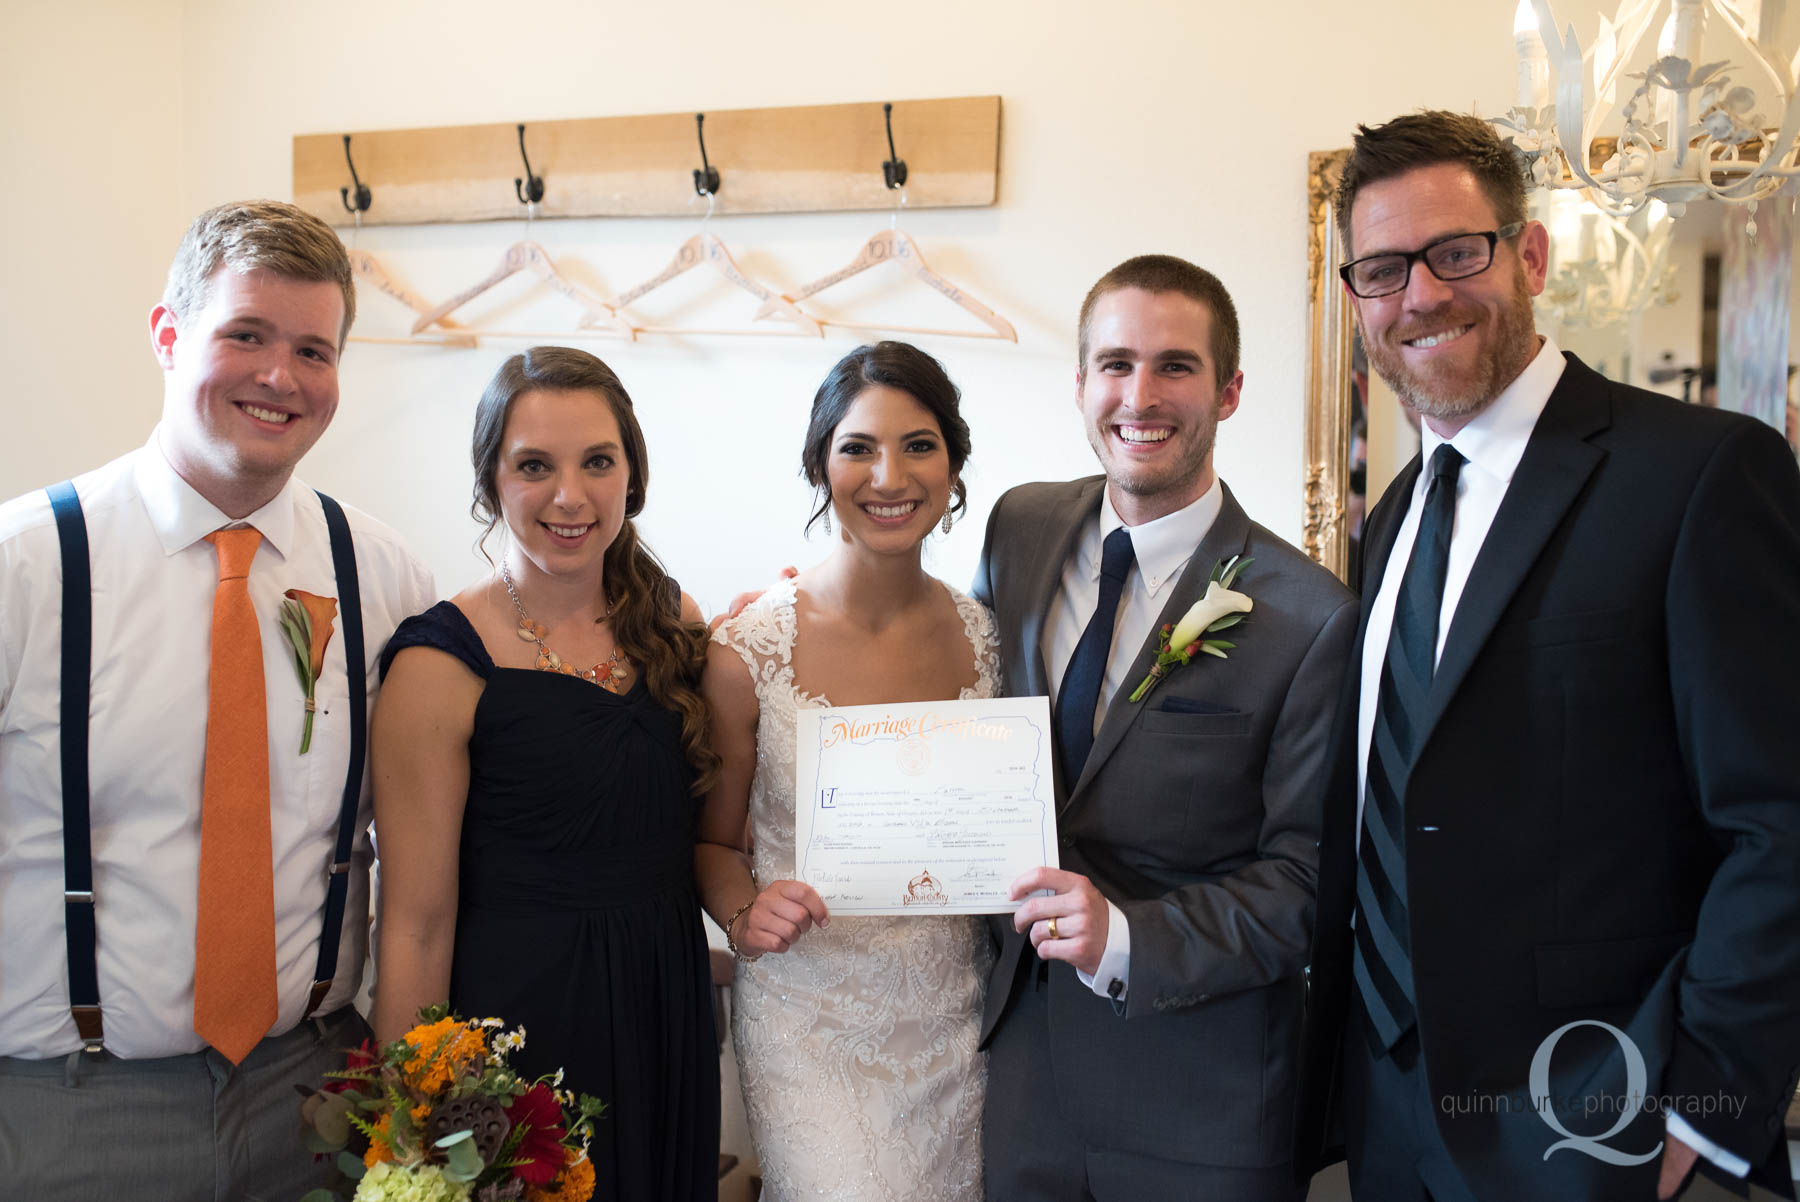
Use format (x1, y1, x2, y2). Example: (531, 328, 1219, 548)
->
(822, 504, 832, 535)
(940, 509, 953, 535)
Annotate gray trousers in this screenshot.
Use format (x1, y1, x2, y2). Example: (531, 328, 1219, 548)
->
(983, 973, 1300, 1202)
(0, 1007, 369, 1202)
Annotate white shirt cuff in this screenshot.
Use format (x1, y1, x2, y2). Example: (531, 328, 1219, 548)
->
(1075, 899, 1130, 1002)
(1666, 1113, 1750, 1178)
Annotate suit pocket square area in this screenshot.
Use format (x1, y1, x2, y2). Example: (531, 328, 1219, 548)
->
(1156, 697, 1238, 715)
(1139, 707, 1254, 737)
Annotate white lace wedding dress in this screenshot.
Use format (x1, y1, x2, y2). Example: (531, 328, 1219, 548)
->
(713, 577, 998, 1202)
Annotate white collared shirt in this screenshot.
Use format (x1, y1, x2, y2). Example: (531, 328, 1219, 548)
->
(1351, 342, 1748, 1177)
(1041, 480, 1224, 722)
(1355, 337, 1564, 821)
(0, 433, 435, 1059)
(1041, 479, 1224, 1002)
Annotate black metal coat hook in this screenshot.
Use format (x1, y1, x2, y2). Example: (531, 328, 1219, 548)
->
(514, 124, 545, 206)
(339, 135, 372, 214)
(692, 113, 721, 197)
(881, 102, 908, 190)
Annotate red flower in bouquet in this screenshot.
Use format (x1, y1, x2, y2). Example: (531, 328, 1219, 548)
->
(508, 1083, 569, 1185)
(322, 1037, 378, 1093)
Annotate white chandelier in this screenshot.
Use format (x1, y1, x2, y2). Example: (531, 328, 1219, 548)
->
(1533, 191, 1680, 328)
(1496, 0, 1800, 225)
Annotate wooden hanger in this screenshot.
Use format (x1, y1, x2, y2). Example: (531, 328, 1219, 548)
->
(757, 223, 1016, 341)
(410, 240, 635, 339)
(601, 230, 822, 337)
(344, 248, 477, 349)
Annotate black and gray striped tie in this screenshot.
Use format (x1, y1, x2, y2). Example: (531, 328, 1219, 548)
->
(1353, 442, 1465, 1055)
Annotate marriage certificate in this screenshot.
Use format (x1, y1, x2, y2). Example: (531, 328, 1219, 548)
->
(793, 696, 1058, 916)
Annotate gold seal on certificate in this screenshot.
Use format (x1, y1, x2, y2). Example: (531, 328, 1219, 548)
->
(793, 696, 1058, 915)
(895, 736, 930, 777)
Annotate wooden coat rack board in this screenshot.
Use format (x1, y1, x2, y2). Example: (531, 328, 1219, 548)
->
(294, 97, 1000, 227)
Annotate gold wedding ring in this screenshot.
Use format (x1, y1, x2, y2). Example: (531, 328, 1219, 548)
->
(1047, 916, 1059, 941)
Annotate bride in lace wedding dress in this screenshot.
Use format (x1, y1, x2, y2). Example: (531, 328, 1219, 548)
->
(697, 343, 996, 1202)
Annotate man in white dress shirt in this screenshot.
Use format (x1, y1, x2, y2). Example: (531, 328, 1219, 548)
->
(0, 200, 435, 1200)
(973, 255, 1357, 1199)
(1295, 110, 1800, 1201)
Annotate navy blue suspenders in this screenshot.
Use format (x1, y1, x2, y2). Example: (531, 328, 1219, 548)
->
(308, 491, 367, 1017)
(45, 482, 100, 1052)
(46, 483, 367, 1052)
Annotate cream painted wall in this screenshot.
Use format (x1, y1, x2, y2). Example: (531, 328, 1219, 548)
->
(1, 0, 185, 489)
(3, 0, 1576, 610)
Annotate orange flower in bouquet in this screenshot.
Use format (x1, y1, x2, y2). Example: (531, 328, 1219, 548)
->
(525, 1146, 596, 1202)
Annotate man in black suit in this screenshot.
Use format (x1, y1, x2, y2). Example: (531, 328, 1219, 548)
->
(975, 256, 1357, 1199)
(1296, 110, 1800, 1201)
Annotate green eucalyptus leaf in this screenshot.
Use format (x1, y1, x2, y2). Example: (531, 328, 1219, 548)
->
(436, 1130, 487, 1182)
(298, 1191, 340, 1202)
(315, 1089, 353, 1139)
(337, 1150, 366, 1180)
(1206, 614, 1245, 632)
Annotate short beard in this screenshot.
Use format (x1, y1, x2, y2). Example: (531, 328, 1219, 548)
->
(1363, 271, 1537, 423)
(1089, 411, 1218, 501)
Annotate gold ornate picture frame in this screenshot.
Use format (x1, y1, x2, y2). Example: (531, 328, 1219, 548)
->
(1302, 148, 1354, 584)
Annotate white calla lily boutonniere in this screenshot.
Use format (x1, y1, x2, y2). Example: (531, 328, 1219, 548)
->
(1128, 556, 1254, 703)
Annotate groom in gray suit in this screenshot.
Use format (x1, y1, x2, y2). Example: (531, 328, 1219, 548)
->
(973, 254, 1357, 1200)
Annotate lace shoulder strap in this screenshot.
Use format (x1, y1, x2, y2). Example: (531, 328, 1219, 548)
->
(710, 577, 800, 684)
(945, 582, 1002, 695)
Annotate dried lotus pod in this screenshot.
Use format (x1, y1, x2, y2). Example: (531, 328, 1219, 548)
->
(426, 1094, 512, 1163)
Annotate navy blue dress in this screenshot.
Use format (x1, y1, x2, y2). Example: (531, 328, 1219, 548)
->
(380, 601, 718, 1201)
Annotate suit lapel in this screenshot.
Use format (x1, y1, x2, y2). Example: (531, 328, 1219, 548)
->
(1020, 478, 1104, 699)
(1417, 357, 1611, 747)
(1064, 484, 1253, 812)
(1363, 456, 1421, 602)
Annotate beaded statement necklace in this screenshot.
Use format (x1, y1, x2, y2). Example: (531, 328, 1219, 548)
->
(501, 561, 628, 691)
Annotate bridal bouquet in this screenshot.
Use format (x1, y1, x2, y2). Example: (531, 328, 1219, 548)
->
(298, 1004, 605, 1202)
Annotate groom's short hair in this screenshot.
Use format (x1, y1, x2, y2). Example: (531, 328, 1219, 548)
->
(1077, 255, 1239, 389)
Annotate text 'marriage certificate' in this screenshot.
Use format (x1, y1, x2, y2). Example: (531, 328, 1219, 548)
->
(793, 696, 1058, 915)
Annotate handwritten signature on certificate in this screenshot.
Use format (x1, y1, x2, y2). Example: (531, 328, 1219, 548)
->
(793, 697, 1058, 915)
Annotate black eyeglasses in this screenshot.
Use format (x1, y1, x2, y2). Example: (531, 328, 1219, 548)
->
(1339, 222, 1525, 298)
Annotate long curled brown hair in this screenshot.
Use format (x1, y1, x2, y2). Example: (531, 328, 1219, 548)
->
(471, 347, 719, 794)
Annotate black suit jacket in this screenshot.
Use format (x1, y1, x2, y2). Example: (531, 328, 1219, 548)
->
(974, 478, 1356, 1171)
(1296, 354, 1800, 1198)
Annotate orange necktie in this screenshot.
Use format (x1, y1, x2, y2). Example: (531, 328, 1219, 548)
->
(194, 527, 279, 1064)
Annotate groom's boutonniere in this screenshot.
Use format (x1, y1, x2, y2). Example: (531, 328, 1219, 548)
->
(1128, 556, 1254, 704)
(277, 589, 338, 754)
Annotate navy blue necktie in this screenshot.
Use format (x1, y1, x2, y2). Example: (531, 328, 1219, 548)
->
(1057, 527, 1135, 784)
(1353, 443, 1465, 1055)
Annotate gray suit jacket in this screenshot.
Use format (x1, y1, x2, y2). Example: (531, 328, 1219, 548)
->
(972, 476, 1356, 1169)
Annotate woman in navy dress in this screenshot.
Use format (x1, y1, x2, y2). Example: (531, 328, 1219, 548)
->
(371, 346, 720, 1201)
